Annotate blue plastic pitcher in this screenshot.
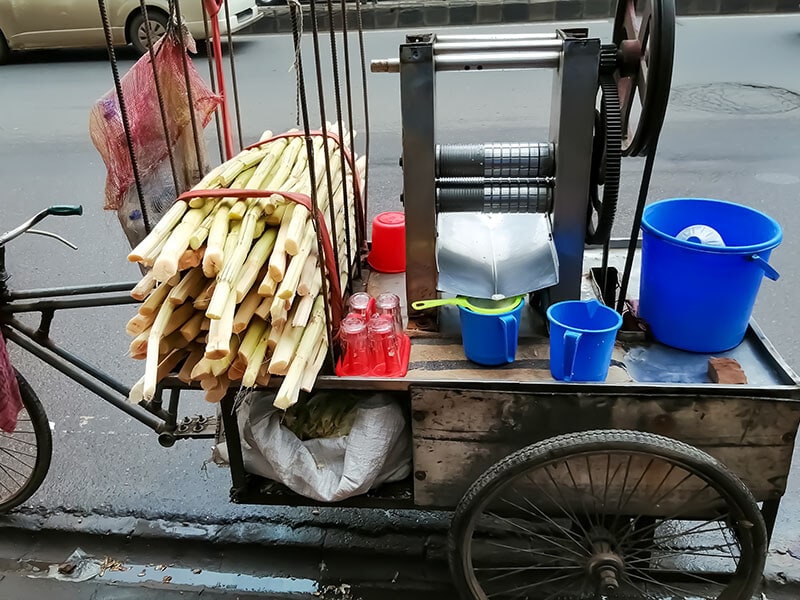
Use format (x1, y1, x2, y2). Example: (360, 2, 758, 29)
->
(459, 299, 524, 366)
(547, 299, 623, 382)
(640, 198, 782, 352)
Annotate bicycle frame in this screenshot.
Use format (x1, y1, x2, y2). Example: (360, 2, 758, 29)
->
(0, 245, 215, 445)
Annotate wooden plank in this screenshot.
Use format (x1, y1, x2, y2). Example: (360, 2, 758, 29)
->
(413, 438, 793, 510)
(410, 387, 800, 510)
(411, 388, 800, 446)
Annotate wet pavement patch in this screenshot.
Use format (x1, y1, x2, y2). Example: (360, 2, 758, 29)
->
(670, 83, 800, 115)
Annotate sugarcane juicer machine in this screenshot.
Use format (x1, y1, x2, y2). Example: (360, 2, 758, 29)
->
(372, 0, 675, 327)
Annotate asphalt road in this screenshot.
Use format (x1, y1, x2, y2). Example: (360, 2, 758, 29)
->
(1, 11, 800, 577)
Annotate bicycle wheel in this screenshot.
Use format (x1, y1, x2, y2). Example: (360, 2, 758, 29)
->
(0, 370, 52, 513)
(449, 430, 767, 600)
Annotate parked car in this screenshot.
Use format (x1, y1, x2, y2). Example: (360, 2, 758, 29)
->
(0, 0, 263, 63)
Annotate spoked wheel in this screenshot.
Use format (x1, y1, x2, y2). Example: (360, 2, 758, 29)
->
(0, 370, 52, 513)
(613, 0, 675, 157)
(449, 430, 767, 600)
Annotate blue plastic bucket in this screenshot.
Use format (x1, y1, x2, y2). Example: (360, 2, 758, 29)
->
(459, 300, 524, 366)
(547, 299, 623, 382)
(640, 198, 782, 353)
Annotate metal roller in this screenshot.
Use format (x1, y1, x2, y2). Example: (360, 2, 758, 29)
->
(436, 179, 552, 213)
(436, 143, 555, 178)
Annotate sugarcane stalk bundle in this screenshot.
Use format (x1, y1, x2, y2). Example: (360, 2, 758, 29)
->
(125, 125, 363, 409)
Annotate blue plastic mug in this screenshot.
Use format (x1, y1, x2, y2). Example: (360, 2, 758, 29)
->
(459, 300, 524, 366)
(547, 299, 623, 382)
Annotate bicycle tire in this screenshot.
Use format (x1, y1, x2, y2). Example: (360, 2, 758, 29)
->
(449, 429, 767, 600)
(0, 370, 52, 513)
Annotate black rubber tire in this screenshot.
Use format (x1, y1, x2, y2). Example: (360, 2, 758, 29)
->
(127, 9, 169, 56)
(0, 30, 10, 65)
(0, 370, 52, 513)
(448, 429, 767, 600)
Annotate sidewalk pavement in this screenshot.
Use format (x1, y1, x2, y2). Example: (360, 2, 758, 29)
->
(245, 0, 800, 35)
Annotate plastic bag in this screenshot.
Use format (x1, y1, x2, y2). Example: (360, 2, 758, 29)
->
(89, 31, 220, 247)
(214, 391, 411, 502)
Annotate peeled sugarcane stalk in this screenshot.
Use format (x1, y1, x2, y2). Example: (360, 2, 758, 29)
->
(178, 247, 204, 271)
(266, 321, 284, 353)
(266, 204, 296, 282)
(276, 227, 316, 301)
(242, 324, 273, 387)
(233, 286, 262, 334)
(256, 363, 271, 387)
(151, 202, 214, 281)
(210, 336, 240, 377)
(258, 273, 279, 297)
(160, 331, 190, 355)
(297, 255, 319, 296)
(204, 374, 231, 403)
(126, 311, 155, 336)
(270, 301, 289, 329)
(139, 280, 172, 317)
(129, 327, 150, 358)
(237, 318, 268, 367)
(191, 355, 214, 380)
(234, 229, 277, 302)
(180, 311, 205, 342)
(254, 295, 272, 320)
(292, 272, 322, 327)
(130, 270, 156, 301)
(178, 346, 204, 384)
(168, 268, 206, 306)
(193, 280, 216, 310)
(268, 318, 305, 376)
(206, 294, 235, 359)
(143, 300, 176, 400)
(274, 297, 325, 408)
(128, 201, 188, 263)
(163, 302, 196, 337)
(202, 202, 232, 277)
(301, 338, 329, 392)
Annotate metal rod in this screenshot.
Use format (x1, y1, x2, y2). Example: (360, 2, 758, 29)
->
(172, 0, 205, 176)
(96, 0, 149, 232)
(435, 51, 562, 71)
(434, 40, 563, 54)
(339, 0, 363, 279)
(201, 3, 226, 164)
(223, 0, 244, 150)
(167, 388, 180, 429)
(7, 282, 136, 300)
(1, 326, 165, 432)
(616, 147, 658, 314)
(436, 33, 559, 42)
(293, 1, 336, 365)
(354, 0, 371, 263)
(5, 317, 132, 397)
(220, 389, 248, 496)
(139, 0, 180, 198)
(324, 0, 354, 293)
(1, 292, 139, 314)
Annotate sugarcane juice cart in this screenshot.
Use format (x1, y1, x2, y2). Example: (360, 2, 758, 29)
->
(0, 0, 798, 598)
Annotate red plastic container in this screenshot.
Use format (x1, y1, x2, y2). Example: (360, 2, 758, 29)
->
(368, 211, 406, 273)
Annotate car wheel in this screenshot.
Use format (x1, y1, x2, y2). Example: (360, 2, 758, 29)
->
(127, 9, 169, 55)
(0, 30, 10, 65)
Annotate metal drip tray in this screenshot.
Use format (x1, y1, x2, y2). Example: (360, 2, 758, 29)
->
(436, 212, 559, 299)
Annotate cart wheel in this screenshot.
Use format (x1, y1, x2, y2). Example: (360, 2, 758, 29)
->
(449, 430, 766, 600)
(0, 370, 52, 513)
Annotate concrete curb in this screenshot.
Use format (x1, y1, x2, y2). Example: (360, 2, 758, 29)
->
(245, 0, 800, 35)
(3, 508, 800, 595)
(0, 509, 448, 560)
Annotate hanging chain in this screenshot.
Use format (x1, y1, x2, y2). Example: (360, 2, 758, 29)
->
(97, 0, 150, 232)
(139, 0, 180, 199)
(288, 0, 304, 126)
